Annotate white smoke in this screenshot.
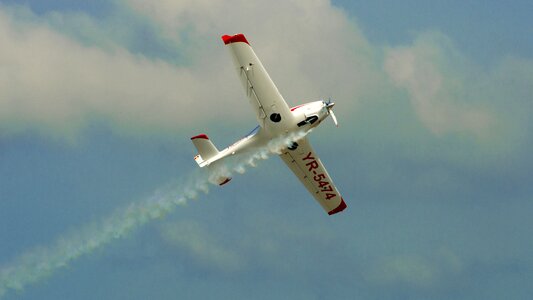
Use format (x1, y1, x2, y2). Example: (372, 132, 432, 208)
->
(0, 130, 307, 298)
(207, 130, 310, 185)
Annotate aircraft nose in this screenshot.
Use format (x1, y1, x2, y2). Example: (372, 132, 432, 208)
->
(326, 102, 335, 108)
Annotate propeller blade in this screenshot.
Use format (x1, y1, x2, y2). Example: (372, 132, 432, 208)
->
(329, 108, 338, 127)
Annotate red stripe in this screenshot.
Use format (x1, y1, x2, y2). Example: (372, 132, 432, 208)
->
(290, 104, 305, 111)
(328, 198, 347, 215)
(221, 34, 249, 45)
(191, 134, 209, 140)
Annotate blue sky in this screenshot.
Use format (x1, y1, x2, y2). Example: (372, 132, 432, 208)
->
(334, 0, 533, 63)
(1, 1, 532, 299)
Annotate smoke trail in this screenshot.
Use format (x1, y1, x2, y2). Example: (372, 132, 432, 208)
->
(0, 130, 307, 298)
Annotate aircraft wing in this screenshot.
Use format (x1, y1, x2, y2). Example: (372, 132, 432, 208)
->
(222, 34, 293, 128)
(279, 137, 347, 215)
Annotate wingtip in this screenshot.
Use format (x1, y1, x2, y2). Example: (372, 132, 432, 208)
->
(328, 198, 347, 215)
(191, 134, 209, 140)
(221, 35, 232, 44)
(221, 33, 249, 45)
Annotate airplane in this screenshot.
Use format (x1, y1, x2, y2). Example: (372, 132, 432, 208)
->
(190, 33, 346, 215)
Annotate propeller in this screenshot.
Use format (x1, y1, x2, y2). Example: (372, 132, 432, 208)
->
(324, 98, 338, 127)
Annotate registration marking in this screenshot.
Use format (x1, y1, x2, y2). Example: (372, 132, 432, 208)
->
(302, 152, 337, 200)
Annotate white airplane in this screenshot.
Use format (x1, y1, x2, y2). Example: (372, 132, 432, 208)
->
(191, 33, 346, 215)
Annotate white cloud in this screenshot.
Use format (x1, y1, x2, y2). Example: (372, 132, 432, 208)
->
(0, 1, 382, 139)
(384, 32, 493, 137)
(0, 7, 214, 138)
(122, 0, 382, 104)
(157, 215, 339, 275)
(0, 0, 530, 147)
(159, 221, 243, 271)
(365, 248, 463, 289)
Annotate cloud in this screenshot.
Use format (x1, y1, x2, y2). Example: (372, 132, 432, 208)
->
(384, 32, 493, 137)
(0, 6, 207, 138)
(0, 0, 381, 139)
(0, 0, 531, 152)
(365, 248, 463, 289)
(122, 0, 385, 106)
(157, 215, 339, 276)
(159, 221, 243, 272)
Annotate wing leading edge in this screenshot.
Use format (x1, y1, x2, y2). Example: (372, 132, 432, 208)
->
(279, 138, 346, 215)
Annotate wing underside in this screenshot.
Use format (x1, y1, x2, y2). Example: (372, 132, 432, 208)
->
(279, 137, 346, 215)
(222, 34, 293, 130)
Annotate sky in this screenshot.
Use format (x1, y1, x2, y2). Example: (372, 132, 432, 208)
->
(1, 0, 532, 299)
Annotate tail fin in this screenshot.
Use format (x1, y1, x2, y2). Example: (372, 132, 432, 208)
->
(191, 134, 220, 167)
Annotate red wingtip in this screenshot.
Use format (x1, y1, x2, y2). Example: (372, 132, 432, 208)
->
(191, 134, 209, 140)
(221, 34, 249, 45)
(328, 198, 347, 215)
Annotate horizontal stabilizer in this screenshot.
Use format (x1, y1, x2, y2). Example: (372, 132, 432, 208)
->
(191, 134, 219, 167)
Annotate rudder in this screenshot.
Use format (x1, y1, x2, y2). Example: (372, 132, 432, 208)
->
(191, 134, 220, 167)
